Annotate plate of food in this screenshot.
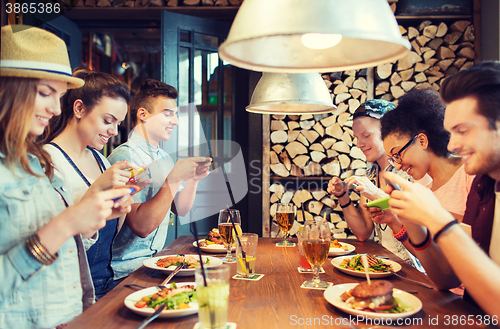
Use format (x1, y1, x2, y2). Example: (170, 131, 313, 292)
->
(329, 239, 356, 257)
(324, 281, 422, 320)
(192, 229, 236, 253)
(331, 254, 402, 278)
(124, 282, 199, 318)
(143, 254, 223, 276)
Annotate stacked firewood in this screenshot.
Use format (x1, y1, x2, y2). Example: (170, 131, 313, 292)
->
(376, 20, 475, 102)
(75, 0, 242, 7)
(269, 70, 374, 238)
(269, 19, 476, 237)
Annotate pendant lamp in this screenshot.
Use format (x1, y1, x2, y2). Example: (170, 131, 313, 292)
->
(246, 72, 335, 114)
(219, 0, 410, 73)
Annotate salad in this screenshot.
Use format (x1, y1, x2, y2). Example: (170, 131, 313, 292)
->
(134, 283, 196, 310)
(339, 254, 393, 273)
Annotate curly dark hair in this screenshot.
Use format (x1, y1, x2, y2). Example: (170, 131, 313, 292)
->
(441, 61, 500, 130)
(129, 79, 178, 126)
(380, 89, 450, 158)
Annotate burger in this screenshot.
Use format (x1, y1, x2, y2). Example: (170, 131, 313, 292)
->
(341, 280, 396, 312)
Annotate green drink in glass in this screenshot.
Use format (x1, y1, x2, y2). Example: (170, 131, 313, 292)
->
(195, 265, 230, 329)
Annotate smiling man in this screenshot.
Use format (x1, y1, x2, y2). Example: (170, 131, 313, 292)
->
(108, 79, 211, 279)
(383, 62, 500, 317)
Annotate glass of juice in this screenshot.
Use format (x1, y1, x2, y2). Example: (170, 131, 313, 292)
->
(218, 209, 241, 263)
(195, 265, 230, 329)
(236, 233, 258, 278)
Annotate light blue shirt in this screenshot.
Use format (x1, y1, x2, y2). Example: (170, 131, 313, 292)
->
(0, 153, 90, 328)
(108, 132, 180, 279)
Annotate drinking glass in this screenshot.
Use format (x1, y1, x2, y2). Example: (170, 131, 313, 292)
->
(276, 203, 296, 247)
(236, 233, 258, 278)
(195, 265, 230, 329)
(218, 209, 241, 263)
(301, 219, 331, 288)
(297, 225, 312, 271)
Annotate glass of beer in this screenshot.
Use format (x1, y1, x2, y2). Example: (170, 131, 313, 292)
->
(218, 209, 241, 263)
(276, 203, 296, 247)
(302, 219, 331, 288)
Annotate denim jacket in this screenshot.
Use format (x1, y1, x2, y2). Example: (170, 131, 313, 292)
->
(0, 153, 91, 328)
(108, 132, 181, 279)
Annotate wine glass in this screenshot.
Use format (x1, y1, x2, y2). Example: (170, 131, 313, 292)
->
(301, 219, 331, 288)
(218, 209, 241, 263)
(275, 203, 296, 247)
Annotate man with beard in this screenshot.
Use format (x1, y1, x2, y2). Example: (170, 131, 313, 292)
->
(383, 62, 500, 317)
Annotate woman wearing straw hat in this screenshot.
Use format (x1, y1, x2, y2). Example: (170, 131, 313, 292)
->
(41, 67, 148, 299)
(0, 25, 134, 328)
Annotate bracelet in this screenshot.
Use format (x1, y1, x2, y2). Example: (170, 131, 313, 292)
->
(337, 191, 346, 199)
(392, 225, 408, 242)
(340, 199, 352, 208)
(26, 233, 58, 266)
(433, 219, 459, 243)
(409, 228, 431, 250)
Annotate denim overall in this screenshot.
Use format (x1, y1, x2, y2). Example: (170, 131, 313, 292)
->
(49, 143, 119, 299)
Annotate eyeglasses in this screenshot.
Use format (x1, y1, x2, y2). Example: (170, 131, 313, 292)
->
(388, 135, 418, 166)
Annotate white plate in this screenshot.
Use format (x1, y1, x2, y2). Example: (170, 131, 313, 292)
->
(124, 283, 199, 318)
(331, 255, 402, 278)
(143, 255, 223, 276)
(329, 242, 356, 257)
(324, 283, 422, 320)
(192, 240, 235, 254)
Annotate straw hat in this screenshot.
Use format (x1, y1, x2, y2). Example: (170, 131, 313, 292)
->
(0, 25, 84, 89)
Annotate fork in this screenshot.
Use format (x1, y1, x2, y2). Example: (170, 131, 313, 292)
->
(157, 260, 185, 290)
(389, 269, 434, 289)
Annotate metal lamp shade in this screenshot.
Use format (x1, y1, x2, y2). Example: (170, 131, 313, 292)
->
(219, 0, 410, 73)
(246, 72, 336, 114)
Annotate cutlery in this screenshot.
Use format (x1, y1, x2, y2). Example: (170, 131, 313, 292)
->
(125, 284, 147, 290)
(125, 284, 165, 292)
(388, 269, 434, 289)
(159, 261, 185, 289)
(358, 253, 389, 259)
(361, 254, 371, 285)
(136, 303, 165, 329)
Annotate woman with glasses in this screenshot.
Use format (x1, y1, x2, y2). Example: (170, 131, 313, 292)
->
(327, 99, 425, 271)
(380, 88, 474, 222)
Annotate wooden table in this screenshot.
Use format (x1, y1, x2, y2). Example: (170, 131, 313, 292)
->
(66, 236, 494, 329)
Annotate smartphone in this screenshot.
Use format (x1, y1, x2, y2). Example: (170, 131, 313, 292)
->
(384, 164, 402, 191)
(366, 196, 391, 210)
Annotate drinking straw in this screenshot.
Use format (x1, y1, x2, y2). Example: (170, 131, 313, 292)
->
(191, 221, 215, 327)
(190, 221, 207, 286)
(226, 206, 248, 270)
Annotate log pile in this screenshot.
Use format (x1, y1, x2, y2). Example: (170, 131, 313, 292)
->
(268, 18, 477, 238)
(73, 0, 394, 11)
(269, 182, 357, 239)
(376, 20, 475, 102)
(269, 70, 373, 238)
(74, 0, 242, 7)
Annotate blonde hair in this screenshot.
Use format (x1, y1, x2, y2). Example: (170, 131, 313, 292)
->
(0, 77, 54, 178)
